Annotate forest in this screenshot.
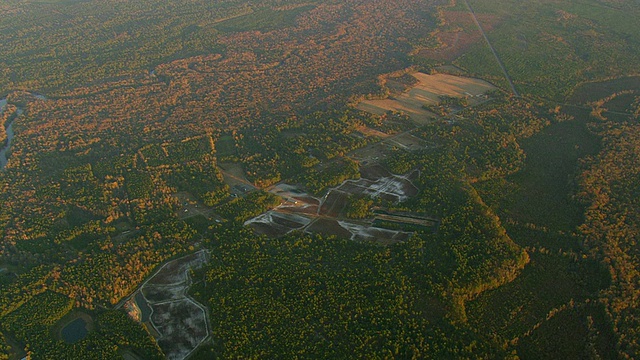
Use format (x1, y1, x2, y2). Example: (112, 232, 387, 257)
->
(1, 0, 640, 359)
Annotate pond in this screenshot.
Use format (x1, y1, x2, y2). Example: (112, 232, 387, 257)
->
(135, 292, 152, 322)
(61, 317, 88, 344)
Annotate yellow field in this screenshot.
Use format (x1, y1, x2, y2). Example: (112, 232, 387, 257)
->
(357, 72, 495, 124)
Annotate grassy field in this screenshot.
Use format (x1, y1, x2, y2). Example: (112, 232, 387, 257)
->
(214, 135, 236, 157)
(568, 76, 640, 106)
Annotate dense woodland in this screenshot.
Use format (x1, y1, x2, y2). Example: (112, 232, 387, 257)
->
(1, 0, 639, 359)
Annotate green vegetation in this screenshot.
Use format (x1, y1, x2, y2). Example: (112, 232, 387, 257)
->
(192, 227, 503, 358)
(578, 117, 640, 357)
(217, 191, 282, 223)
(345, 196, 373, 219)
(0, 0, 638, 358)
(454, 0, 640, 99)
(0, 291, 163, 359)
(215, 135, 236, 158)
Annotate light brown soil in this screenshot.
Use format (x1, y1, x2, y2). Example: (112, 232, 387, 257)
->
(357, 72, 495, 124)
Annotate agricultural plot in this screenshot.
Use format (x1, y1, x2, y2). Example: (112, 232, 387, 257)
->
(124, 251, 210, 360)
(305, 218, 354, 239)
(357, 72, 495, 124)
(244, 211, 311, 237)
(326, 172, 420, 205)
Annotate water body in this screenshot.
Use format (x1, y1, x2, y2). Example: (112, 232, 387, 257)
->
(135, 292, 152, 322)
(0, 98, 14, 170)
(0, 94, 45, 170)
(61, 317, 88, 343)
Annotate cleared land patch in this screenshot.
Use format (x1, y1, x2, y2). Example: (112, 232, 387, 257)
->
(219, 162, 256, 191)
(357, 72, 495, 124)
(214, 5, 315, 33)
(124, 251, 210, 360)
(416, 10, 500, 61)
(173, 191, 218, 221)
(245, 165, 428, 244)
(568, 76, 640, 105)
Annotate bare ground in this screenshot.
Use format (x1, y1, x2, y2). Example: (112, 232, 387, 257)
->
(126, 250, 210, 360)
(357, 72, 495, 124)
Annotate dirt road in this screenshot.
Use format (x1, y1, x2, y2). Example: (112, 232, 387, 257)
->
(463, 0, 520, 97)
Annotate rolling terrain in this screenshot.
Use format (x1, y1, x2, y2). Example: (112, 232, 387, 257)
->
(0, 0, 639, 359)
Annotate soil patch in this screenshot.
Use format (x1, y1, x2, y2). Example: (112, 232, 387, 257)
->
(357, 72, 495, 125)
(417, 11, 500, 61)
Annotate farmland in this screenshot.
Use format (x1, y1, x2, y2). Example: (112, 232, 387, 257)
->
(357, 72, 495, 124)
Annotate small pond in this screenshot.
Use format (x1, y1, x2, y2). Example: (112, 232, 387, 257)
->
(61, 317, 88, 344)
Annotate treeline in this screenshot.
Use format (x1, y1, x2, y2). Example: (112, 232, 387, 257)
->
(191, 226, 505, 358)
(578, 118, 640, 358)
(414, 96, 551, 182)
(0, 291, 163, 359)
(217, 191, 282, 224)
(393, 148, 528, 311)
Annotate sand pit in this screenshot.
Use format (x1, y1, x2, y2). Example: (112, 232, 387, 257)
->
(124, 250, 210, 360)
(338, 221, 413, 244)
(244, 211, 312, 237)
(244, 166, 428, 245)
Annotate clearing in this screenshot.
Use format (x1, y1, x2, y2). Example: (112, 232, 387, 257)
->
(245, 165, 429, 245)
(123, 250, 210, 360)
(218, 162, 256, 191)
(357, 72, 495, 124)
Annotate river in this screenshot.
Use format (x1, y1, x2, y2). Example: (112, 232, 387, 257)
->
(0, 94, 45, 170)
(0, 98, 14, 170)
